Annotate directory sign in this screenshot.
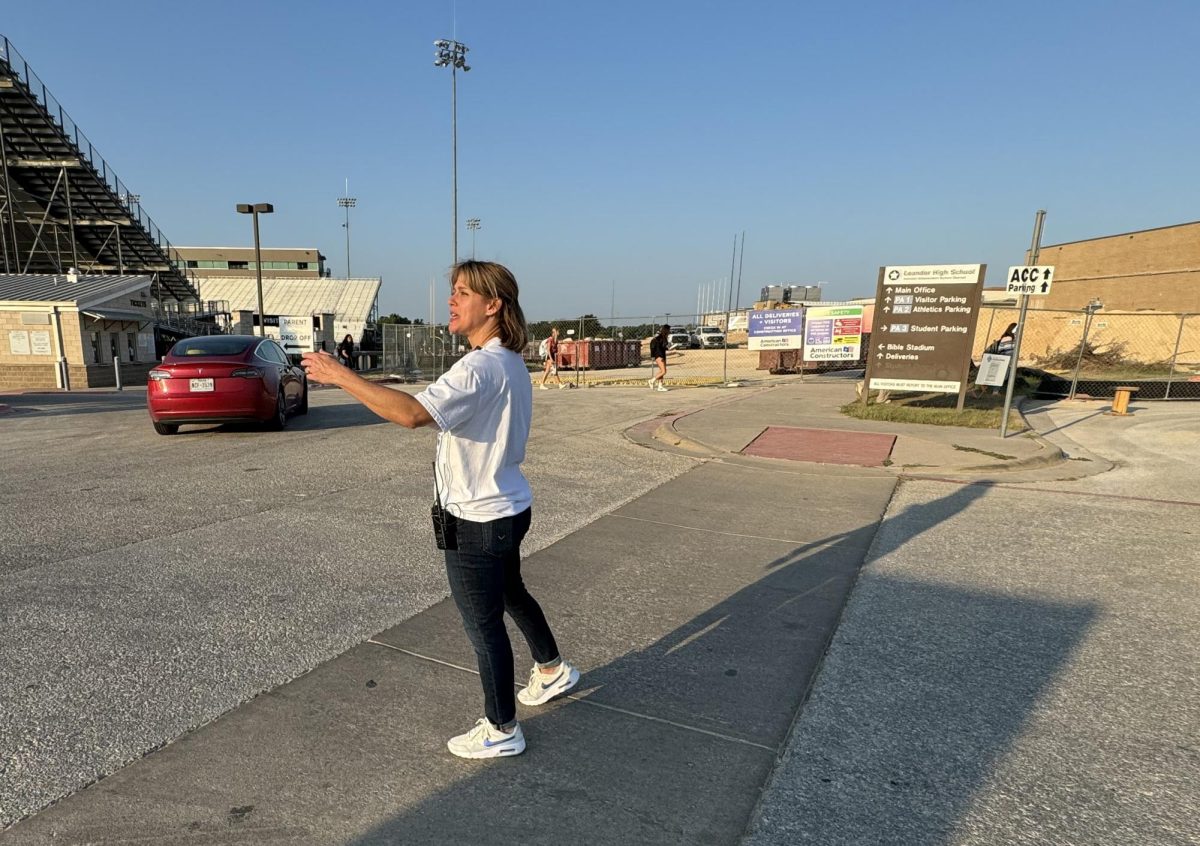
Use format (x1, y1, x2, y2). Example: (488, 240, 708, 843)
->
(865, 264, 985, 397)
(748, 309, 803, 350)
(803, 305, 863, 361)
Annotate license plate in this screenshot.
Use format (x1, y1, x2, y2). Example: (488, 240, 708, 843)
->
(189, 378, 214, 392)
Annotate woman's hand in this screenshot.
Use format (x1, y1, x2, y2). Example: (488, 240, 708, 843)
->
(301, 350, 352, 387)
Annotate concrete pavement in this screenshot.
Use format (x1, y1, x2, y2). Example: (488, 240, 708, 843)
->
(2, 381, 1195, 844)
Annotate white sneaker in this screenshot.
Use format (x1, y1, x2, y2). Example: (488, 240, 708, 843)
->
(517, 661, 580, 706)
(655, 384, 669, 392)
(647, 378, 656, 389)
(558, 383, 567, 390)
(446, 718, 526, 759)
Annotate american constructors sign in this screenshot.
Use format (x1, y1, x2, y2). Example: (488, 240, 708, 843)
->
(865, 264, 984, 397)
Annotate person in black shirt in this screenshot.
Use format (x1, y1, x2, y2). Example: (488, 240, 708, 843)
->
(648, 324, 670, 392)
(336, 334, 356, 370)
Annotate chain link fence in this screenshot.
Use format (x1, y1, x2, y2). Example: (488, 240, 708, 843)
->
(523, 309, 869, 387)
(382, 310, 875, 389)
(381, 306, 1199, 399)
(976, 306, 1200, 400)
(380, 323, 468, 382)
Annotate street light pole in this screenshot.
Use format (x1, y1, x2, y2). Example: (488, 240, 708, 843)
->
(467, 218, 480, 258)
(236, 202, 274, 336)
(338, 182, 356, 277)
(434, 39, 470, 266)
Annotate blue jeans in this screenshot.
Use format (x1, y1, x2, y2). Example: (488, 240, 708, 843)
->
(443, 508, 561, 726)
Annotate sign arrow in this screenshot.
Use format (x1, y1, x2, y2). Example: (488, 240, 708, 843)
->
(884, 295, 892, 303)
(883, 306, 891, 312)
(1040, 281, 1049, 293)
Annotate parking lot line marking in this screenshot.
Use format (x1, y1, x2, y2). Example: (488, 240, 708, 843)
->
(366, 639, 777, 753)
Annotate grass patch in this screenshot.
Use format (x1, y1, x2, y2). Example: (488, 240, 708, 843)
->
(841, 391, 1028, 431)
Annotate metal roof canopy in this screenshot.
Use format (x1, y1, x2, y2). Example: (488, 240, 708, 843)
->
(196, 276, 381, 324)
(0, 273, 153, 307)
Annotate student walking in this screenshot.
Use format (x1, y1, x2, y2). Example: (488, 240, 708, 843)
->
(539, 327, 565, 390)
(648, 324, 669, 391)
(301, 260, 579, 759)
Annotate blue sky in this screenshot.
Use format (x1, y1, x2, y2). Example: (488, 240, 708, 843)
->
(4, 1, 1198, 322)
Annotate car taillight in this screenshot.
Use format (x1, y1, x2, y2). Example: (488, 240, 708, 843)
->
(148, 369, 171, 380)
(231, 368, 262, 378)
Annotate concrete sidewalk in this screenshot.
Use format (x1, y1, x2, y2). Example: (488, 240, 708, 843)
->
(4, 456, 898, 844)
(7, 383, 1183, 844)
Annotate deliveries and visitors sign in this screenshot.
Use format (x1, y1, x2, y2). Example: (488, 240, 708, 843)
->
(803, 305, 863, 361)
(865, 264, 985, 396)
(748, 310, 803, 350)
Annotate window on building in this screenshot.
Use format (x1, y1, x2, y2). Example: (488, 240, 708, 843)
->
(127, 332, 138, 362)
(109, 333, 120, 363)
(186, 260, 199, 268)
(228, 261, 249, 270)
(297, 262, 309, 270)
(90, 332, 101, 364)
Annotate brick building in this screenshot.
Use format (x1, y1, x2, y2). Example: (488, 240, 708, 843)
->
(1, 274, 181, 389)
(1030, 220, 1200, 312)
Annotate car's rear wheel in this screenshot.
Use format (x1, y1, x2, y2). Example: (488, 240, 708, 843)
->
(153, 421, 178, 436)
(297, 378, 309, 415)
(266, 390, 287, 431)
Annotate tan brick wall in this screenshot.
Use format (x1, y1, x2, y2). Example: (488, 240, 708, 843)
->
(0, 363, 59, 389)
(1031, 222, 1200, 312)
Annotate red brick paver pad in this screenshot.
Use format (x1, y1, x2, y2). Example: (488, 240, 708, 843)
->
(741, 426, 897, 466)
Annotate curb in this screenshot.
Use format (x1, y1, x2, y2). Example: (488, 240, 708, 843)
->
(643, 397, 1069, 476)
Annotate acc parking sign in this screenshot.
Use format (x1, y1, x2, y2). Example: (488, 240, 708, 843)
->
(1005, 265, 1054, 296)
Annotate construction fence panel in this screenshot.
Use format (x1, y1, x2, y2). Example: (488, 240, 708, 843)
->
(525, 309, 870, 387)
(978, 306, 1200, 400)
(380, 323, 467, 383)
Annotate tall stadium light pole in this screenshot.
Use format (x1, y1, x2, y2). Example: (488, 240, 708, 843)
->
(434, 39, 470, 265)
(236, 203, 274, 336)
(466, 218, 480, 258)
(338, 184, 356, 277)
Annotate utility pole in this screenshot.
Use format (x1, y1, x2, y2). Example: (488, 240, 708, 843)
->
(1000, 209, 1045, 438)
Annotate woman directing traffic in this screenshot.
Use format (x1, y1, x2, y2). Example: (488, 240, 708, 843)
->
(301, 260, 579, 759)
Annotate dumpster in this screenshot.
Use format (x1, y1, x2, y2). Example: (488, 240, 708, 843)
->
(558, 339, 642, 370)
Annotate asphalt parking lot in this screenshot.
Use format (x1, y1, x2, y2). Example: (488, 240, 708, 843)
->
(0, 384, 708, 827)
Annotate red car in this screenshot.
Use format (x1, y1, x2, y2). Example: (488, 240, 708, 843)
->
(146, 335, 308, 435)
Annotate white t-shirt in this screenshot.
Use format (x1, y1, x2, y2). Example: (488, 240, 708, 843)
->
(415, 337, 533, 522)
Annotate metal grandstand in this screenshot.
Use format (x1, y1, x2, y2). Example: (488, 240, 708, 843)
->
(0, 35, 223, 335)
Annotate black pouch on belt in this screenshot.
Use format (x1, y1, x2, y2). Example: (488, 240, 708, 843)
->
(431, 501, 458, 550)
(430, 460, 458, 550)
